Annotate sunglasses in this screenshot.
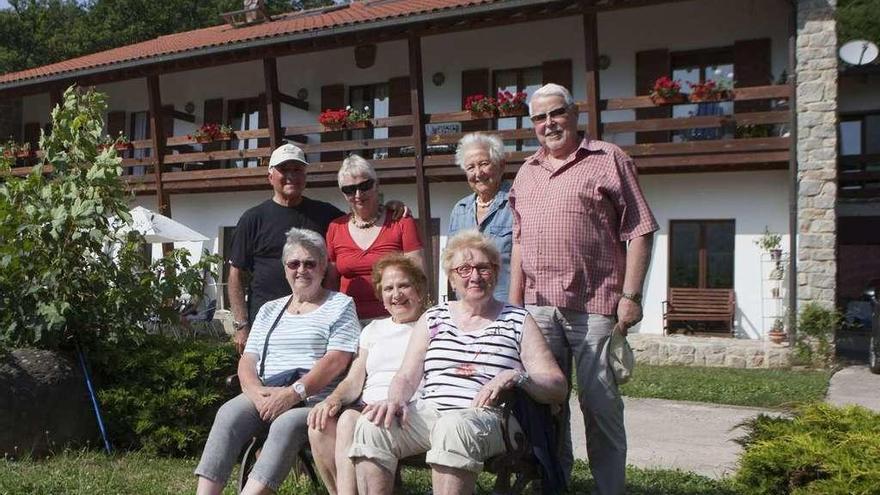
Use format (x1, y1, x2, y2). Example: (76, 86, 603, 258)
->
(529, 106, 570, 124)
(340, 179, 375, 196)
(285, 259, 318, 271)
(453, 263, 495, 278)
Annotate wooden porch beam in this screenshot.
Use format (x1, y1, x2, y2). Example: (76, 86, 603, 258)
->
(168, 108, 196, 124)
(582, 2, 601, 139)
(263, 57, 282, 149)
(407, 32, 436, 301)
(278, 91, 309, 111)
(146, 74, 173, 254)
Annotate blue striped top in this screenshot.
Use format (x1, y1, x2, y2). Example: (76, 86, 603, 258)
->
(244, 291, 361, 400)
(421, 303, 525, 411)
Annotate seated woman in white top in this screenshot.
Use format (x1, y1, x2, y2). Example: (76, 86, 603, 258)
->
(307, 253, 430, 495)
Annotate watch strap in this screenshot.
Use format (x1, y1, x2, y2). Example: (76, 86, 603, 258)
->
(621, 292, 642, 304)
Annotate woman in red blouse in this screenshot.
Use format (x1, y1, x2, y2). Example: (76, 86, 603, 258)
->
(326, 154, 424, 320)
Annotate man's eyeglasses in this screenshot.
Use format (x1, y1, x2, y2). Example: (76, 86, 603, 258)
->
(453, 263, 495, 278)
(340, 179, 375, 196)
(285, 259, 318, 271)
(529, 106, 570, 124)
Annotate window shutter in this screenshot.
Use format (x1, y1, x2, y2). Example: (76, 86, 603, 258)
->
(541, 59, 572, 93)
(162, 105, 174, 138)
(257, 93, 270, 149)
(388, 76, 411, 157)
(734, 38, 772, 113)
(461, 68, 490, 132)
(635, 49, 671, 144)
(320, 84, 345, 162)
(23, 122, 41, 149)
(203, 98, 224, 153)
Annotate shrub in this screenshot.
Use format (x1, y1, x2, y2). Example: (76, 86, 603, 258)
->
(0, 86, 217, 350)
(92, 335, 237, 456)
(794, 303, 841, 367)
(734, 403, 880, 494)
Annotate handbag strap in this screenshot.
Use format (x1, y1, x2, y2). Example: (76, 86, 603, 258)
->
(258, 296, 293, 380)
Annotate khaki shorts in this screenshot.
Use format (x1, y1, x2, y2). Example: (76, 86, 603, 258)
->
(348, 399, 521, 474)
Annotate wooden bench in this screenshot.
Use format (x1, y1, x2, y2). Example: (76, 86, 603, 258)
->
(662, 287, 736, 335)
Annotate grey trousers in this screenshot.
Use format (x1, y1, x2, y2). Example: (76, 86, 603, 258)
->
(194, 393, 312, 490)
(527, 306, 626, 495)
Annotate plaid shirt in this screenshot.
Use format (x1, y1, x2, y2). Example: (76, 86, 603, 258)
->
(510, 138, 658, 315)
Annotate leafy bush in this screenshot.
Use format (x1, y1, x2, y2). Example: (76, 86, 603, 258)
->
(794, 303, 841, 367)
(0, 86, 217, 350)
(92, 335, 237, 456)
(734, 403, 880, 494)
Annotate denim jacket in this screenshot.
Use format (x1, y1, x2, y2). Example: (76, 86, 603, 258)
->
(447, 181, 513, 302)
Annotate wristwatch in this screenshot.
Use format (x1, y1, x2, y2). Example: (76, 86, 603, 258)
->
(514, 370, 530, 388)
(621, 292, 642, 305)
(233, 319, 249, 331)
(292, 381, 307, 401)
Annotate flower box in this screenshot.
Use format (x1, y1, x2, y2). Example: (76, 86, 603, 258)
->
(497, 90, 528, 117)
(688, 80, 733, 103)
(649, 76, 684, 106)
(217, 131, 234, 141)
(114, 142, 133, 152)
(650, 94, 687, 106)
(319, 106, 371, 131)
(498, 106, 527, 117)
(469, 109, 496, 120)
(15, 149, 32, 158)
(347, 120, 370, 130)
(464, 94, 498, 118)
(688, 91, 732, 103)
(194, 135, 213, 144)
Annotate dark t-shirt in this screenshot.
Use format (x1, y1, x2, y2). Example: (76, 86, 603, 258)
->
(229, 197, 344, 322)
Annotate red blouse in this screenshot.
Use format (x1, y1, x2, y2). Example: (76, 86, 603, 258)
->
(326, 214, 422, 319)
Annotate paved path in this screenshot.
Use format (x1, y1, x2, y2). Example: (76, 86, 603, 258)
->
(569, 396, 776, 479)
(827, 365, 880, 411)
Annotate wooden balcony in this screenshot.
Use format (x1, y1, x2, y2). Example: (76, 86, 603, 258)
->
(5, 84, 792, 195)
(839, 153, 880, 200)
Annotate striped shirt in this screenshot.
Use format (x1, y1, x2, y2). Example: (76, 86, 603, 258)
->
(421, 303, 526, 411)
(244, 291, 361, 400)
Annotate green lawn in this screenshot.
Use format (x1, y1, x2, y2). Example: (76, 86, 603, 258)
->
(0, 450, 737, 495)
(618, 365, 832, 409)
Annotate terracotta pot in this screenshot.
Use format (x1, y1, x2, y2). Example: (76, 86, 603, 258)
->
(114, 143, 132, 152)
(650, 94, 686, 105)
(468, 109, 497, 120)
(768, 330, 787, 344)
(347, 121, 370, 129)
(689, 91, 732, 103)
(498, 107, 527, 117)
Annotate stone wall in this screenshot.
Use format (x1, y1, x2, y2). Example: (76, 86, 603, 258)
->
(630, 334, 792, 369)
(796, 0, 837, 310)
(0, 98, 22, 141)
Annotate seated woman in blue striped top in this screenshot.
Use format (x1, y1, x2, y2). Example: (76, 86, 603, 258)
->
(195, 228, 361, 495)
(348, 230, 567, 495)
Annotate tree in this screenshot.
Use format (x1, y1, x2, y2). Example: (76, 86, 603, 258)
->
(838, 0, 880, 46)
(0, 86, 217, 349)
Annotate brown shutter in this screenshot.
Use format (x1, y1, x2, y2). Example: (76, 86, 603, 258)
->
(734, 38, 772, 113)
(162, 105, 174, 138)
(461, 69, 490, 132)
(388, 76, 412, 157)
(257, 93, 270, 149)
(203, 98, 224, 153)
(635, 49, 671, 144)
(542, 59, 573, 93)
(320, 84, 345, 162)
(23, 122, 41, 149)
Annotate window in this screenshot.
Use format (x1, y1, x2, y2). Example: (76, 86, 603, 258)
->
(227, 98, 263, 168)
(127, 111, 150, 176)
(839, 112, 880, 157)
(348, 83, 390, 159)
(493, 66, 542, 152)
(669, 220, 735, 289)
(670, 48, 734, 142)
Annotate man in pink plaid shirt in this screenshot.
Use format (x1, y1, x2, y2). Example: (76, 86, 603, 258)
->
(509, 83, 658, 495)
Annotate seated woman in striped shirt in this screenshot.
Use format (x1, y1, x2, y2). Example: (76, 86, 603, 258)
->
(348, 230, 567, 494)
(195, 228, 360, 495)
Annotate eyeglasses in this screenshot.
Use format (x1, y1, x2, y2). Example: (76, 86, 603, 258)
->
(340, 179, 375, 196)
(453, 263, 495, 278)
(285, 259, 318, 271)
(529, 106, 570, 124)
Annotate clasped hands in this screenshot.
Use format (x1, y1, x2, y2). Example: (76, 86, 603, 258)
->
(248, 385, 302, 422)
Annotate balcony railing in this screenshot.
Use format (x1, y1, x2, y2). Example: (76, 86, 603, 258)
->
(5, 84, 793, 193)
(839, 153, 880, 200)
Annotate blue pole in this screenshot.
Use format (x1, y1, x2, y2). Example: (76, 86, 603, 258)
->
(76, 342, 112, 454)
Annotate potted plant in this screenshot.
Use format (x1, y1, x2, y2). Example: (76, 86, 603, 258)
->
(464, 93, 498, 119)
(217, 124, 235, 141)
(768, 318, 786, 344)
(113, 132, 132, 152)
(188, 123, 223, 143)
(754, 226, 783, 261)
(2, 139, 18, 159)
(319, 108, 350, 131)
(496, 90, 528, 117)
(650, 76, 685, 105)
(345, 105, 372, 129)
(14, 142, 32, 158)
(688, 79, 733, 103)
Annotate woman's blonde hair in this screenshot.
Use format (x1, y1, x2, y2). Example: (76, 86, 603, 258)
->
(371, 253, 431, 313)
(441, 230, 500, 283)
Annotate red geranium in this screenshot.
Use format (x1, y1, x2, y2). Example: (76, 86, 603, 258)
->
(464, 94, 497, 114)
(651, 76, 682, 99)
(497, 90, 527, 114)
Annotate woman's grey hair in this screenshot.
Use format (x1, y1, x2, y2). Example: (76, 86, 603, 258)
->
(338, 153, 378, 185)
(282, 228, 327, 269)
(454, 133, 505, 171)
(441, 230, 501, 286)
(528, 83, 575, 115)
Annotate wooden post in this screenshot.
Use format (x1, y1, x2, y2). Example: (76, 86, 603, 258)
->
(147, 74, 173, 255)
(582, 4, 601, 139)
(407, 33, 436, 301)
(786, 3, 798, 343)
(263, 57, 282, 150)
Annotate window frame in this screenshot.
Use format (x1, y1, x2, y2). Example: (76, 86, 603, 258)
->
(491, 65, 542, 151)
(668, 219, 736, 289)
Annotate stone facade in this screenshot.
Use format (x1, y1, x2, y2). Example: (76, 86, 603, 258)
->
(630, 334, 792, 369)
(0, 98, 22, 142)
(796, 0, 837, 310)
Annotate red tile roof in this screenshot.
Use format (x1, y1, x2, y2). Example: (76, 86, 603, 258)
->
(0, 0, 504, 86)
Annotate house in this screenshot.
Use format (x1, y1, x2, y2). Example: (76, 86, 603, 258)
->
(0, 0, 840, 342)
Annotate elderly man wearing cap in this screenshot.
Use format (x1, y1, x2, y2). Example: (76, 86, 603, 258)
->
(227, 144, 344, 353)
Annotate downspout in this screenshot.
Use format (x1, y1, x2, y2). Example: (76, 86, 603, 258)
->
(787, 0, 799, 344)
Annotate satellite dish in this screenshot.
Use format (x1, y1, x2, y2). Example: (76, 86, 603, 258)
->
(839, 40, 879, 66)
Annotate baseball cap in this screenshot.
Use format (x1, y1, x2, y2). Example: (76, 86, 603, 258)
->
(268, 143, 309, 168)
